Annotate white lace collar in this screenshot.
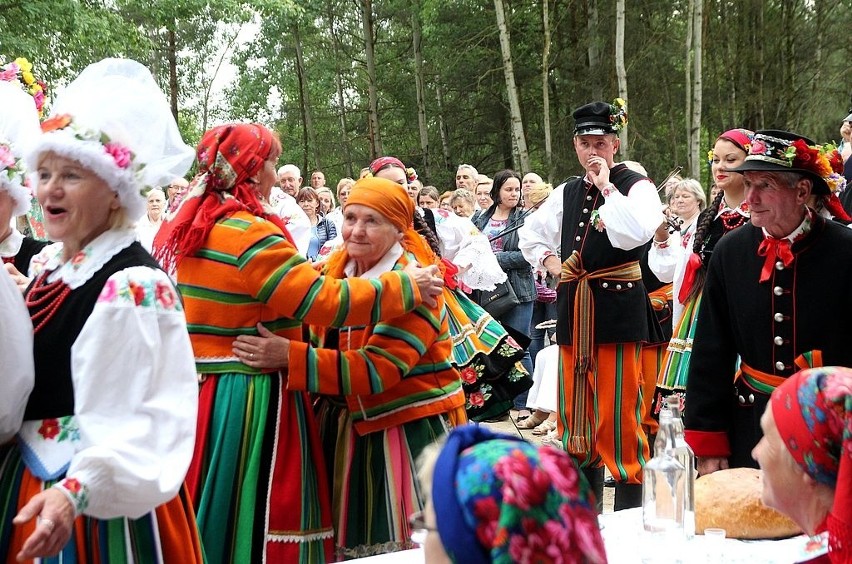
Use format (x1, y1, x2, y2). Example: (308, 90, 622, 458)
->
(0, 229, 23, 258)
(344, 242, 404, 279)
(33, 228, 137, 289)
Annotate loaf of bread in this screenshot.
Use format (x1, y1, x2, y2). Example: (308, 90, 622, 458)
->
(694, 467, 802, 539)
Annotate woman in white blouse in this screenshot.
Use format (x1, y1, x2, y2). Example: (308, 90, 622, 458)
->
(0, 59, 203, 562)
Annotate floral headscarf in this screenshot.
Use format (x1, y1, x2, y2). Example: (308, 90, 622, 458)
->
(154, 123, 290, 271)
(772, 367, 852, 563)
(432, 425, 607, 564)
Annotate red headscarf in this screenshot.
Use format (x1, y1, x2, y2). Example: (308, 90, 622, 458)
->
(323, 176, 439, 277)
(153, 123, 291, 271)
(772, 367, 852, 562)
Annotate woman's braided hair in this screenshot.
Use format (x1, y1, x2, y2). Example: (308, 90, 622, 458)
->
(413, 211, 442, 257)
(684, 188, 725, 302)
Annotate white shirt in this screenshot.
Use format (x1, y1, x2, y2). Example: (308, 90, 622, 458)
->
(0, 268, 34, 443)
(519, 174, 663, 268)
(135, 213, 163, 252)
(273, 193, 311, 256)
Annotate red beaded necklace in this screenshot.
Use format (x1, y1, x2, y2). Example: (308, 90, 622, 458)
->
(25, 272, 72, 334)
(719, 201, 750, 233)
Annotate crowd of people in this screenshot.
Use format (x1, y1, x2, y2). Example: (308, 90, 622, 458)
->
(1, 55, 851, 563)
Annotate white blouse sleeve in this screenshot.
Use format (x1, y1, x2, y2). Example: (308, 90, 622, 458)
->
(433, 209, 507, 290)
(647, 231, 683, 284)
(276, 196, 312, 256)
(597, 178, 665, 250)
(64, 266, 198, 519)
(519, 185, 564, 267)
(0, 270, 34, 443)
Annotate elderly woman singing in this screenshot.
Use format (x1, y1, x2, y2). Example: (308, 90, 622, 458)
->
(154, 126, 443, 564)
(0, 58, 203, 562)
(235, 176, 467, 559)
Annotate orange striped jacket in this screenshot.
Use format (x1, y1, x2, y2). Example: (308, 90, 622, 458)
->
(288, 252, 465, 435)
(176, 211, 422, 373)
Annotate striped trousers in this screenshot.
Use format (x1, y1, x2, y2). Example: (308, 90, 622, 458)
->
(557, 343, 649, 484)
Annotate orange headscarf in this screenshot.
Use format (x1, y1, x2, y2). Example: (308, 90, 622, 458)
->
(324, 176, 439, 276)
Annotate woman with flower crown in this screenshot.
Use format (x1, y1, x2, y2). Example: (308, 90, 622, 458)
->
(153, 127, 444, 563)
(0, 58, 205, 562)
(648, 128, 754, 419)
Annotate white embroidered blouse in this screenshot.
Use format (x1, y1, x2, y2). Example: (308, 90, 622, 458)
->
(0, 268, 34, 443)
(20, 228, 198, 520)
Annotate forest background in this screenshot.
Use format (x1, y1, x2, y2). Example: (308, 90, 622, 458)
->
(1, 0, 848, 193)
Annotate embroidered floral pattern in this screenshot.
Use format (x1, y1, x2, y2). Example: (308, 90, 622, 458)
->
(37, 416, 79, 442)
(55, 477, 90, 514)
(97, 274, 183, 312)
(453, 439, 606, 564)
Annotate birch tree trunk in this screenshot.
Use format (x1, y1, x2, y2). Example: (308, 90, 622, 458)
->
(542, 0, 553, 180)
(361, 0, 383, 160)
(688, 0, 703, 178)
(293, 22, 319, 170)
(412, 1, 430, 179)
(435, 82, 452, 174)
(587, 0, 601, 100)
(494, 0, 530, 172)
(167, 27, 179, 122)
(327, 0, 353, 177)
(614, 0, 628, 159)
(685, 0, 693, 173)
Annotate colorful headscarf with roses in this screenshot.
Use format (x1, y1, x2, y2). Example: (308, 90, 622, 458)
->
(154, 123, 291, 271)
(772, 367, 852, 563)
(432, 425, 606, 564)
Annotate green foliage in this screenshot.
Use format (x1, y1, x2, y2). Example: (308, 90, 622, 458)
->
(2, 0, 851, 195)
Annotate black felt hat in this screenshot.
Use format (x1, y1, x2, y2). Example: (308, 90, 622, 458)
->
(729, 129, 834, 195)
(573, 101, 618, 136)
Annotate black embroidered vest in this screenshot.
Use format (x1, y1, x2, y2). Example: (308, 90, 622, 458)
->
(24, 243, 159, 420)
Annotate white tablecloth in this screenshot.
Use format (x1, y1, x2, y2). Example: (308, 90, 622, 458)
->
(600, 508, 827, 563)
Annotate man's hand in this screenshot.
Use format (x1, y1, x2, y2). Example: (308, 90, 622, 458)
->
(696, 456, 729, 477)
(586, 156, 611, 189)
(404, 262, 443, 308)
(543, 255, 562, 279)
(233, 323, 290, 370)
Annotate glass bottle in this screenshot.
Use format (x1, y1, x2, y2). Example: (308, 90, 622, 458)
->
(666, 395, 696, 538)
(643, 408, 686, 536)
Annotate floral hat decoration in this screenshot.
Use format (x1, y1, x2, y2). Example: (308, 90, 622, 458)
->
(25, 58, 194, 220)
(432, 425, 607, 564)
(0, 80, 41, 217)
(730, 130, 843, 196)
(573, 99, 627, 136)
(0, 57, 48, 119)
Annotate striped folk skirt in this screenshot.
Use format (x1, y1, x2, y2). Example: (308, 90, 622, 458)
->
(0, 443, 204, 563)
(653, 293, 703, 418)
(315, 398, 464, 560)
(186, 373, 334, 564)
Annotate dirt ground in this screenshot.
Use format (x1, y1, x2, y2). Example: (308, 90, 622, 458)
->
(481, 410, 616, 513)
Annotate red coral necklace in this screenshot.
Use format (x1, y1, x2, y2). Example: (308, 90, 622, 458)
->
(26, 272, 72, 334)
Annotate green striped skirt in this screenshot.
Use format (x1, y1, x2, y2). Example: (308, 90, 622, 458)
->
(315, 398, 449, 560)
(187, 372, 333, 564)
